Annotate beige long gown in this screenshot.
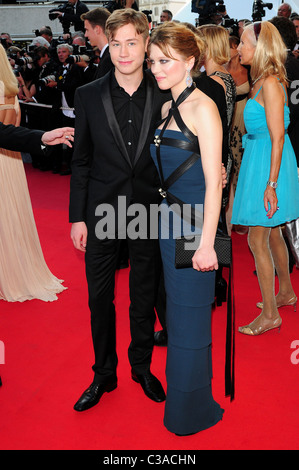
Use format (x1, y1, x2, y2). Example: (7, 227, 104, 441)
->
(0, 96, 66, 302)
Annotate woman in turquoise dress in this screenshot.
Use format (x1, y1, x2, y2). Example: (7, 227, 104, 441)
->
(231, 21, 299, 335)
(148, 22, 224, 435)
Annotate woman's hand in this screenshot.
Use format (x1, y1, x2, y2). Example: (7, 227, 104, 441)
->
(264, 185, 278, 219)
(192, 246, 218, 272)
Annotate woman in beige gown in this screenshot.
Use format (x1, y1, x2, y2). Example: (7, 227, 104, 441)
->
(0, 44, 66, 302)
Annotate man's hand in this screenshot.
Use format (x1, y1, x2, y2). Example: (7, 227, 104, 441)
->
(71, 222, 88, 252)
(41, 127, 74, 148)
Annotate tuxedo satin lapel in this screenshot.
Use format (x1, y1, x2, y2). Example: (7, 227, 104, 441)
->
(101, 74, 132, 168)
(133, 73, 155, 166)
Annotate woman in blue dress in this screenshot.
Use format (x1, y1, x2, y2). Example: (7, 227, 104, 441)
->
(231, 21, 299, 335)
(148, 22, 224, 435)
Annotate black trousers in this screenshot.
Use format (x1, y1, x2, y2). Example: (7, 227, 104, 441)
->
(85, 233, 162, 384)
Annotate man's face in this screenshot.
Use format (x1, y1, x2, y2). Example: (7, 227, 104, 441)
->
(37, 54, 49, 67)
(109, 23, 148, 78)
(160, 12, 169, 22)
(278, 5, 290, 17)
(58, 47, 70, 64)
(293, 19, 299, 38)
(84, 19, 99, 47)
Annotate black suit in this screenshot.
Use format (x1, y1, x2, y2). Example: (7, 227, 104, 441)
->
(94, 46, 113, 80)
(69, 70, 169, 383)
(82, 46, 113, 84)
(0, 123, 43, 154)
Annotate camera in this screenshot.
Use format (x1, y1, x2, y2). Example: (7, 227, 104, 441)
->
(191, 0, 225, 17)
(252, 0, 273, 22)
(15, 56, 34, 66)
(38, 74, 56, 86)
(65, 44, 95, 64)
(66, 54, 90, 64)
(49, 3, 74, 34)
(222, 17, 239, 36)
(142, 10, 152, 24)
(49, 3, 72, 20)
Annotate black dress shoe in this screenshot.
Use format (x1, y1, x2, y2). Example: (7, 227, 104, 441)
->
(131, 370, 166, 402)
(154, 329, 168, 346)
(74, 380, 117, 412)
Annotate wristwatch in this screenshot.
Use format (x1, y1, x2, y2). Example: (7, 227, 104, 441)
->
(267, 180, 278, 189)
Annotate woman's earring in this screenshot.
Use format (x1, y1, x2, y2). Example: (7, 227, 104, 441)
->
(186, 68, 193, 88)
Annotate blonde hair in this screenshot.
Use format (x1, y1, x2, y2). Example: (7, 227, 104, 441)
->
(197, 24, 231, 65)
(148, 22, 205, 75)
(0, 44, 19, 98)
(245, 21, 287, 84)
(105, 8, 149, 42)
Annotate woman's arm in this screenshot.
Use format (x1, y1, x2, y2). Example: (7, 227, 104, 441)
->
(262, 76, 285, 219)
(192, 97, 223, 271)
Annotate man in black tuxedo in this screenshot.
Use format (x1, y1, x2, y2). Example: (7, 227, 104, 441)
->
(70, 9, 169, 412)
(81, 7, 113, 81)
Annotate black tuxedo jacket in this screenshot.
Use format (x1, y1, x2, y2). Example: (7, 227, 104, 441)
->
(55, 63, 84, 109)
(81, 48, 113, 84)
(94, 47, 113, 80)
(0, 123, 43, 154)
(69, 69, 170, 229)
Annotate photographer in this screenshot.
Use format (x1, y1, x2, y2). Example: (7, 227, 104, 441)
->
(50, 0, 89, 33)
(107, 0, 139, 12)
(18, 46, 60, 170)
(46, 43, 84, 174)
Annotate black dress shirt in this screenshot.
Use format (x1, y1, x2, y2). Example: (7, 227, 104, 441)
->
(110, 72, 146, 163)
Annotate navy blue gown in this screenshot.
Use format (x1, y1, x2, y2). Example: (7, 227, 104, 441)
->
(150, 124, 224, 435)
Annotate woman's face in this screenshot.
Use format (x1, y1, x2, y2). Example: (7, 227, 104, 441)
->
(230, 44, 239, 60)
(237, 29, 255, 66)
(148, 43, 192, 91)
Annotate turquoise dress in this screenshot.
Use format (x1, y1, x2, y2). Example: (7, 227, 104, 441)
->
(150, 127, 224, 436)
(231, 83, 299, 227)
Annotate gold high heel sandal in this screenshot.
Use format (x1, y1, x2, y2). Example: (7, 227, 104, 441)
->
(238, 313, 282, 336)
(256, 295, 297, 311)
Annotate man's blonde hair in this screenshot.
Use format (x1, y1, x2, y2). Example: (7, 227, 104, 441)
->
(105, 8, 149, 42)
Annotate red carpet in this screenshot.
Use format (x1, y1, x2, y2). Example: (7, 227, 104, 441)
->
(0, 163, 299, 451)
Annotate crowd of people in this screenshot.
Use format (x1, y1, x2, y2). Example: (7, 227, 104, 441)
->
(1, 1, 299, 438)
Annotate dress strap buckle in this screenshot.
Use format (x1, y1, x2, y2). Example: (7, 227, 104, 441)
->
(154, 135, 162, 147)
(159, 188, 167, 198)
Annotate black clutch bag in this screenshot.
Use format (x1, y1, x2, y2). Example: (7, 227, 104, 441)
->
(175, 231, 232, 269)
